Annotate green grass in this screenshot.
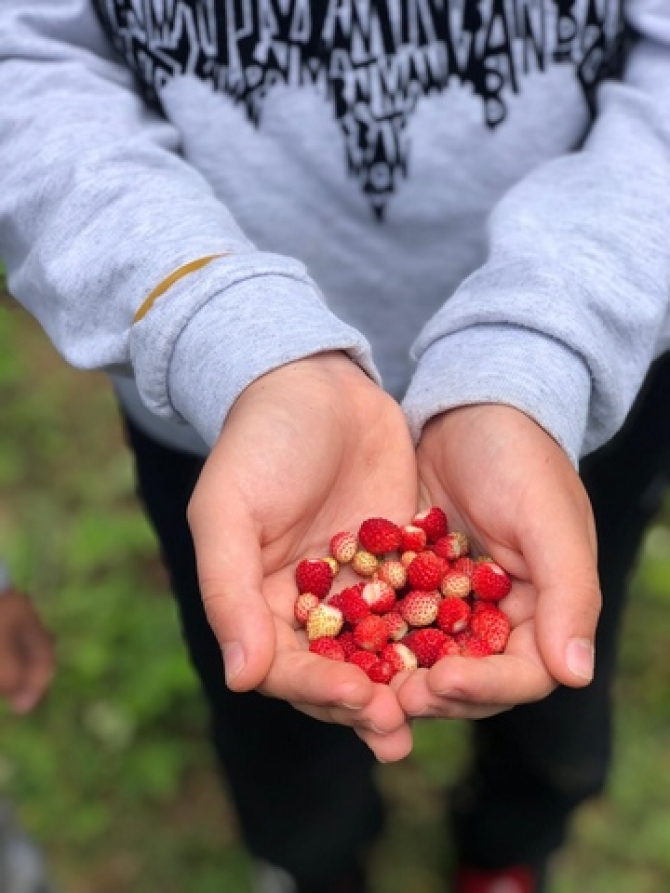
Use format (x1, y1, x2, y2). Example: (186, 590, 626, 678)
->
(1, 291, 670, 892)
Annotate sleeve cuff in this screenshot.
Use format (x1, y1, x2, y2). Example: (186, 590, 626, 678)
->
(403, 324, 593, 466)
(129, 255, 378, 446)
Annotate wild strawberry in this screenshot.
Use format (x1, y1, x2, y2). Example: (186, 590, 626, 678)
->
(376, 559, 407, 590)
(404, 628, 449, 667)
(453, 556, 475, 577)
(367, 659, 395, 684)
(309, 637, 346, 661)
(294, 592, 320, 625)
(472, 599, 497, 614)
(323, 556, 339, 577)
(436, 636, 461, 659)
(349, 650, 378, 673)
(471, 560, 512, 601)
(399, 524, 427, 552)
(295, 558, 334, 598)
(381, 642, 418, 674)
(351, 550, 379, 577)
(400, 550, 418, 567)
(433, 531, 470, 561)
(358, 517, 402, 555)
(306, 603, 344, 641)
(382, 611, 409, 641)
(330, 531, 358, 564)
(455, 630, 494, 658)
(353, 614, 390, 652)
(412, 506, 448, 543)
(338, 585, 372, 625)
(470, 606, 511, 653)
(436, 597, 472, 634)
(407, 551, 444, 591)
(337, 629, 359, 659)
(440, 570, 472, 599)
(362, 579, 396, 614)
(399, 590, 440, 627)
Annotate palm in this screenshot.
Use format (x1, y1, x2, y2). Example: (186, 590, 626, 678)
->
(188, 353, 418, 760)
(397, 404, 600, 720)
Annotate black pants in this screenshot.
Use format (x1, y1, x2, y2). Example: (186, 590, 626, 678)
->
(449, 353, 670, 869)
(122, 354, 670, 883)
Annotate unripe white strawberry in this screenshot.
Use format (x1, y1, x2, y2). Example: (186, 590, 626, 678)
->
(306, 603, 344, 640)
(294, 592, 320, 625)
(351, 550, 379, 577)
(376, 559, 407, 590)
(440, 570, 472, 599)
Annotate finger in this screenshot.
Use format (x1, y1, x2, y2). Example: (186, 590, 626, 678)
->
(522, 495, 600, 687)
(262, 648, 378, 715)
(11, 624, 56, 713)
(354, 722, 414, 762)
(188, 488, 276, 692)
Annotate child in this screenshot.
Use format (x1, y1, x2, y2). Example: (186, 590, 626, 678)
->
(1, 2, 669, 890)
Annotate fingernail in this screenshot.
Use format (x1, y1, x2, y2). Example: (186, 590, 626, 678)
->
(223, 642, 245, 684)
(566, 638, 594, 681)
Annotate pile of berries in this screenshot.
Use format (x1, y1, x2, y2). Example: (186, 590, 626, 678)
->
(293, 506, 513, 684)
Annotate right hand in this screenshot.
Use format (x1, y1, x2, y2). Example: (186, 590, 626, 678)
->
(187, 352, 418, 762)
(0, 588, 55, 714)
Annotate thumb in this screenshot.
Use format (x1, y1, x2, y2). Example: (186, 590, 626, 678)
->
(527, 501, 600, 687)
(188, 494, 276, 692)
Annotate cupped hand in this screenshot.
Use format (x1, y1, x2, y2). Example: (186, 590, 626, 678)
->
(0, 589, 55, 714)
(397, 404, 600, 721)
(187, 352, 417, 761)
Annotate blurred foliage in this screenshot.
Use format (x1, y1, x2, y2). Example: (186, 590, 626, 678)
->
(1, 290, 670, 892)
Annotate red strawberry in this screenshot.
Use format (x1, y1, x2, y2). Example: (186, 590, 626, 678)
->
(452, 556, 475, 577)
(294, 592, 320, 625)
(349, 650, 378, 673)
(295, 558, 334, 598)
(407, 551, 445, 591)
(382, 611, 409, 642)
(440, 570, 472, 599)
(436, 636, 461, 659)
(433, 531, 470, 561)
(367, 659, 395, 684)
(455, 630, 494, 658)
(351, 550, 379, 577)
(399, 524, 427, 552)
(338, 585, 372, 624)
(399, 590, 440, 627)
(309, 637, 346, 661)
(353, 615, 390, 652)
(362, 580, 396, 614)
(376, 559, 407, 590)
(404, 628, 449, 667)
(471, 560, 512, 602)
(412, 506, 448, 543)
(358, 517, 402, 555)
(306, 603, 344, 641)
(470, 606, 511, 653)
(337, 629, 359, 659)
(329, 531, 358, 564)
(380, 642, 418, 674)
(436, 597, 472, 634)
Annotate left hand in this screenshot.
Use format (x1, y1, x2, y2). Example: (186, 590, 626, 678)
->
(396, 404, 600, 720)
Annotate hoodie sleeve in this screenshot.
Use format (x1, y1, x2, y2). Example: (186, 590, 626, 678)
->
(403, 0, 670, 466)
(0, 1, 378, 447)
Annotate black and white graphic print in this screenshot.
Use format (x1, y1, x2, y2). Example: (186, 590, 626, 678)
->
(94, 0, 626, 216)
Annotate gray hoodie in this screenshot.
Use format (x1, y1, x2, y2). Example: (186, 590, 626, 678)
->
(1, 0, 669, 465)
